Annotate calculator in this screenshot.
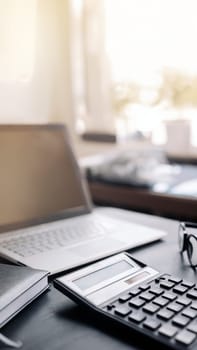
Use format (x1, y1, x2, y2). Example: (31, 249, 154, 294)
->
(53, 252, 197, 349)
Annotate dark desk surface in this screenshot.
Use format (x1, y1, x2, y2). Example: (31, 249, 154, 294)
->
(1, 211, 197, 350)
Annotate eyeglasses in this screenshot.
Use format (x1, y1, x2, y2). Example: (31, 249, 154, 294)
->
(178, 222, 197, 267)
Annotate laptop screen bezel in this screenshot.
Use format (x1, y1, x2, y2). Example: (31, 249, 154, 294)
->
(0, 124, 93, 233)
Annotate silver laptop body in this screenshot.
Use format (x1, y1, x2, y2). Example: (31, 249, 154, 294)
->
(0, 124, 166, 274)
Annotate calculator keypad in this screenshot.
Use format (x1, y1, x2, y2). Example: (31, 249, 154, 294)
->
(103, 274, 197, 347)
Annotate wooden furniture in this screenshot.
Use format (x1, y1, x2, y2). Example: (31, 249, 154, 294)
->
(88, 180, 197, 222)
(74, 138, 197, 222)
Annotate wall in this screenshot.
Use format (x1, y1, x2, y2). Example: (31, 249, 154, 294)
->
(0, 0, 73, 130)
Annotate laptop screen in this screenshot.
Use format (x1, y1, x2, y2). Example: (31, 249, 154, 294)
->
(0, 124, 92, 232)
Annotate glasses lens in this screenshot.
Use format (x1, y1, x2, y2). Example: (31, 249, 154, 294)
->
(188, 235, 197, 267)
(178, 223, 185, 252)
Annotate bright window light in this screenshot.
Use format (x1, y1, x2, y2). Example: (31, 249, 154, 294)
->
(104, 0, 197, 143)
(105, 0, 197, 83)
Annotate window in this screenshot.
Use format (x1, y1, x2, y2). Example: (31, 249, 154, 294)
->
(72, 0, 197, 145)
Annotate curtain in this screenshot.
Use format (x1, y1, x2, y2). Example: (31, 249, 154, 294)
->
(70, 0, 115, 135)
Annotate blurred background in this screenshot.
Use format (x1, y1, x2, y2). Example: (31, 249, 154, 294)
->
(1, 0, 197, 154)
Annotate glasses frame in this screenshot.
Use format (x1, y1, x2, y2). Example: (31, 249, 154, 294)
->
(178, 221, 197, 268)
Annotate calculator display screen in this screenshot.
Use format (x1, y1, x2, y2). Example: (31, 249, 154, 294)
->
(125, 271, 150, 285)
(73, 260, 133, 290)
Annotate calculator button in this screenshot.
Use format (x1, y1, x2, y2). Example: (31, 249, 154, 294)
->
(143, 318, 161, 331)
(153, 297, 169, 307)
(173, 285, 188, 295)
(176, 297, 191, 307)
(118, 294, 132, 303)
(129, 288, 141, 296)
(172, 315, 190, 327)
(187, 320, 197, 333)
(181, 281, 195, 288)
(162, 292, 177, 301)
(160, 281, 175, 290)
(175, 329, 196, 346)
(139, 284, 150, 291)
(187, 290, 197, 300)
(168, 276, 182, 284)
(182, 308, 197, 319)
(143, 303, 160, 314)
(149, 287, 164, 296)
(128, 311, 146, 324)
(167, 302, 184, 313)
(191, 301, 197, 310)
(139, 292, 155, 302)
(157, 308, 175, 321)
(114, 305, 131, 317)
(129, 297, 145, 308)
(158, 324, 178, 338)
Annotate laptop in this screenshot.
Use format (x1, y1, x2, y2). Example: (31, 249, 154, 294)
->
(0, 124, 166, 274)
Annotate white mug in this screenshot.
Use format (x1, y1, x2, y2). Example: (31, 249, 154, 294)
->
(164, 119, 191, 155)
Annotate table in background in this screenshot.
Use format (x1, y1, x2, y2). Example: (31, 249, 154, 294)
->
(88, 180, 197, 222)
(74, 138, 197, 222)
(83, 152, 197, 222)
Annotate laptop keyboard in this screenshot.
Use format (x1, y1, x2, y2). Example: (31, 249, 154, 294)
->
(1, 218, 111, 257)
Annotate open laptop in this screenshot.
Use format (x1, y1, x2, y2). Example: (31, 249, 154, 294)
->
(0, 124, 166, 274)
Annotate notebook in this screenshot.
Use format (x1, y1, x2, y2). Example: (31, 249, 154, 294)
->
(0, 124, 166, 274)
(0, 263, 49, 328)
